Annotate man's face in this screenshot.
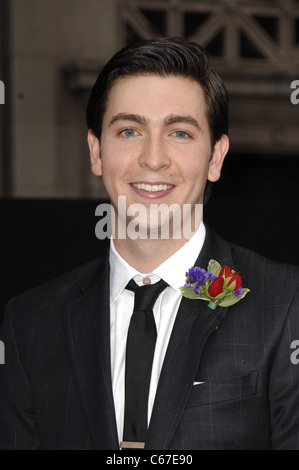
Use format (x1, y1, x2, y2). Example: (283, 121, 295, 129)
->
(88, 74, 228, 235)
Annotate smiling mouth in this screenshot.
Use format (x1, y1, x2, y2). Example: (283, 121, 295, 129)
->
(131, 183, 174, 192)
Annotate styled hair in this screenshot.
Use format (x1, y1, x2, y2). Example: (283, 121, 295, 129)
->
(86, 37, 228, 148)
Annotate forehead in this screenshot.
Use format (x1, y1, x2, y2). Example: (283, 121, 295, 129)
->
(103, 74, 208, 122)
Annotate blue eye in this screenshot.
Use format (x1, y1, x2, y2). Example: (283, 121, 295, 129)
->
(122, 128, 136, 137)
(174, 131, 189, 139)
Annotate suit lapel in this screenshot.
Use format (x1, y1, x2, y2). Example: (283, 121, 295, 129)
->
(63, 254, 119, 450)
(146, 227, 235, 450)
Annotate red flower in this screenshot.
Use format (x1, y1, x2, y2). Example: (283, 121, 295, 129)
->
(227, 272, 242, 291)
(208, 276, 224, 297)
(219, 265, 232, 278)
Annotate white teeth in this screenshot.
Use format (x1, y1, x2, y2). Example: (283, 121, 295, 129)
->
(132, 183, 173, 192)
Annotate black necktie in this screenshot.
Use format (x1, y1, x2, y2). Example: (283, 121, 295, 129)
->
(121, 278, 168, 449)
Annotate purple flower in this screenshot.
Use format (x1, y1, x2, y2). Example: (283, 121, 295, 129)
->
(193, 281, 202, 295)
(186, 266, 210, 284)
(207, 271, 217, 282)
(235, 286, 243, 297)
(185, 267, 217, 296)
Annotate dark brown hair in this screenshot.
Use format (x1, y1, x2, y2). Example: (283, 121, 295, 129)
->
(86, 37, 228, 148)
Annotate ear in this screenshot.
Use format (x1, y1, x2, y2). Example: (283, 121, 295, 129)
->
(87, 130, 102, 176)
(207, 134, 229, 182)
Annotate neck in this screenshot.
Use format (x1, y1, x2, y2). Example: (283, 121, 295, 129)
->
(111, 205, 203, 272)
(113, 237, 188, 273)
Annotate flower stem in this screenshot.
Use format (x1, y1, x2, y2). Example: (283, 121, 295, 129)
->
(208, 301, 218, 310)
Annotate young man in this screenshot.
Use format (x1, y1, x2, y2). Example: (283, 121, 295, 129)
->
(1, 38, 299, 450)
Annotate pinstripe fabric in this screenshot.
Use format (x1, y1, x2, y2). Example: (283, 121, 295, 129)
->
(1, 227, 299, 449)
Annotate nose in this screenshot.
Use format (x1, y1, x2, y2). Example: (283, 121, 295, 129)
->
(138, 133, 171, 171)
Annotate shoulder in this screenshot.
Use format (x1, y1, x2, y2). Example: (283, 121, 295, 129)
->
(209, 226, 299, 274)
(229, 238, 299, 288)
(207, 229, 299, 341)
(1, 256, 107, 327)
(221, 234, 299, 319)
(206, 226, 299, 296)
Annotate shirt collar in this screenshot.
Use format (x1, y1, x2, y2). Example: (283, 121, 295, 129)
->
(109, 222, 206, 304)
(109, 241, 139, 305)
(152, 222, 206, 291)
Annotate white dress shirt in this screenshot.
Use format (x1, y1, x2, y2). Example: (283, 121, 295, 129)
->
(109, 222, 206, 443)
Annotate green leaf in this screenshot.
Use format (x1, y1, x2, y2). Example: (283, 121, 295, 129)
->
(197, 296, 210, 302)
(218, 289, 250, 307)
(180, 287, 210, 302)
(210, 291, 226, 301)
(239, 288, 250, 298)
(207, 259, 221, 277)
(225, 279, 236, 292)
(218, 293, 240, 307)
(179, 287, 199, 299)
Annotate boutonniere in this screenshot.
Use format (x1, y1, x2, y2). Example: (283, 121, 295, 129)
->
(180, 259, 250, 310)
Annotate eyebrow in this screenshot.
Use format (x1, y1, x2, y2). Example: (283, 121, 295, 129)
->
(109, 113, 147, 127)
(108, 112, 201, 131)
(164, 114, 201, 131)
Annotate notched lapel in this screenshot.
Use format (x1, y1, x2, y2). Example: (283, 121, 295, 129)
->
(146, 227, 234, 450)
(63, 255, 119, 450)
(146, 293, 229, 450)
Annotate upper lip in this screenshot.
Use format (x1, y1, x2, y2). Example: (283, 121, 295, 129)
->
(131, 181, 174, 186)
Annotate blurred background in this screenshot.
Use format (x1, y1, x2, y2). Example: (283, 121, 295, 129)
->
(1, 0, 299, 309)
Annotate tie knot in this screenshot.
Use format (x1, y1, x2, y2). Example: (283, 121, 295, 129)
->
(126, 278, 168, 311)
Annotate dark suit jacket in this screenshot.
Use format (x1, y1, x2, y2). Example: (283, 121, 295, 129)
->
(1, 227, 299, 450)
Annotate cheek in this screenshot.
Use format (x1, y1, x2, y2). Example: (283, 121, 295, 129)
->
(100, 142, 121, 173)
(99, 154, 119, 189)
(101, 138, 135, 168)
(182, 155, 210, 182)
